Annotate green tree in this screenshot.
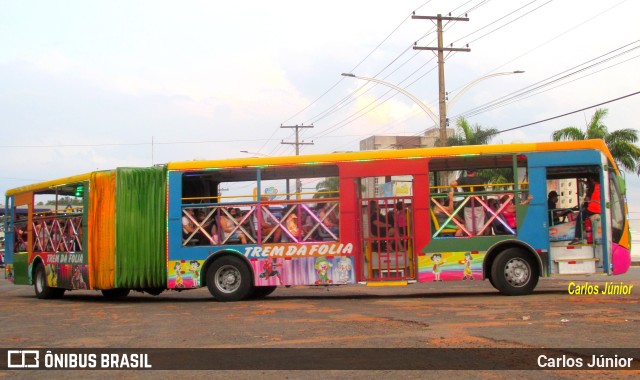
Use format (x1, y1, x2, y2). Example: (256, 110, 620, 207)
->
(552, 108, 640, 175)
(314, 177, 339, 199)
(46, 196, 83, 206)
(445, 117, 512, 187)
(446, 117, 499, 147)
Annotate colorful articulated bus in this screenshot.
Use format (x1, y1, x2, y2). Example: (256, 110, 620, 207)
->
(3, 139, 632, 301)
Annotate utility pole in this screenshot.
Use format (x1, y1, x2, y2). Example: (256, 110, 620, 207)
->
(412, 13, 470, 147)
(281, 124, 314, 198)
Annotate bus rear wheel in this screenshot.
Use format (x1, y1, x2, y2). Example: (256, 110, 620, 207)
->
(491, 248, 539, 296)
(206, 256, 252, 302)
(101, 289, 131, 298)
(34, 263, 65, 299)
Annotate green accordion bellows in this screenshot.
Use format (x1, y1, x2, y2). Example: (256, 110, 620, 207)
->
(115, 167, 167, 288)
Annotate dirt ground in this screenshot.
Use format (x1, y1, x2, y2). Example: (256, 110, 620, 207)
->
(1, 268, 639, 378)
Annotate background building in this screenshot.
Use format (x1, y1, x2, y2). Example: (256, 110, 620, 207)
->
(359, 127, 454, 198)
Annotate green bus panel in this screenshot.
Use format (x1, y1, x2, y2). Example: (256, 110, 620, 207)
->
(12, 252, 30, 285)
(114, 167, 167, 288)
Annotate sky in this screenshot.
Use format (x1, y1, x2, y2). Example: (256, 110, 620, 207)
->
(1, 0, 639, 216)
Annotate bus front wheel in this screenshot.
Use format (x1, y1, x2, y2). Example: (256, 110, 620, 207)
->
(206, 256, 252, 302)
(250, 286, 277, 299)
(490, 248, 539, 296)
(34, 263, 65, 299)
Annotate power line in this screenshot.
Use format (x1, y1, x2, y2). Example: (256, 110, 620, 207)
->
(459, 52, 640, 119)
(324, 48, 639, 153)
(454, 41, 640, 119)
(278, 0, 485, 151)
(258, 1, 438, 156)
(336, 90, 640, 153)
(450, 0, 539, 45)
(490, 90, 640, 136)
(309, 61, 439, 140)
(479, 0, 628, 79)
(303, 0, 509, 141)
(0, 137, 279, 149)
(280, 2, 430, 125)
(463, 0, 554, 46)
(305, 2, 636, 153)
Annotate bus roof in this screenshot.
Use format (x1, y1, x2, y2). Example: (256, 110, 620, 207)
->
(166, 139, 615, 171)
(6, 172, 93, 197)
(6, 139, 615, 197)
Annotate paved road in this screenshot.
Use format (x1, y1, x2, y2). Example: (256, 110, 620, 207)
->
(1, 269, 638, 378)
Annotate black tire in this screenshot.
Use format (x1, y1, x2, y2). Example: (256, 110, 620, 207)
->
(34, 263, 65, 299)
(490, 248, 539, 296)
(206, 256, 252, 302)
(101, 288, 131, 299)
(143, 288, 164, 296)
(487, 274, 497, 290)
(250, 286, 277, 299)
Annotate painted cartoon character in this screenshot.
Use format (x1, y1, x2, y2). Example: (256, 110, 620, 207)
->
(336, 256, 353, 284)
(259, 259, 283, 284)
(174, 261, 184, 288)
(430, 253, 445, 282)
(315, 257, 332, 285)
(71, 265, 86, 289)
(462, 252, 474, 280)
(189, 260, 201, 286)
(46, 264, 58, 288)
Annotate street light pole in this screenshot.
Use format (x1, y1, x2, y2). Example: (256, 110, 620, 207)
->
(341, 73, 439, 126)
(240, 150, 269, 157)
(341, 71, 524, 143)
(447, 71, 525, 111)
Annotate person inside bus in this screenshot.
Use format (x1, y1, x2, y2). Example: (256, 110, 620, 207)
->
(394, 200, 407, 237)
(569, 176, 600, 245)
(317, 203, 339, 238)
(499, 194, 533, 232)
(281, 204, 300, 242)
(255, 197, 282, 243)
(301, 207, 317, 240)
(547, 191, 572, 226)
(182, 208, 198, 244)
(433, 192, 463, 237)
(450, 167, 486, 235)
(369, 200, 395, 239)
(220, 207, 247, 244)
(195, 209, 218, 245)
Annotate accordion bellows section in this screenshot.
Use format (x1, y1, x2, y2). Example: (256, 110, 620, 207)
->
(88, 167, 167, 289)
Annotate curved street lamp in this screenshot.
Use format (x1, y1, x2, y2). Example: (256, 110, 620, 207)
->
(341, 73, 440, 127)
(341, 70, 524, 146)
(447, 71, 525, 111)
(240, 150, 269, 157)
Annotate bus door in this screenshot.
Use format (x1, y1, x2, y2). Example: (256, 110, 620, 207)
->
(544, 164, 609, 275)
(361, 195, 414, 280)
(339, 158, 431, 282)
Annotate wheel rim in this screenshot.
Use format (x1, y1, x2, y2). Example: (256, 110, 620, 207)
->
(215, 265, 241, 294)
(503, 258, 530, 287)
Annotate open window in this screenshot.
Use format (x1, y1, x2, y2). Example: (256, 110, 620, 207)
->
(428, 154, 529, 238)
(25, 183, 86, 254)
(179, 164, 340, 246)
(546, 165, 601, 242)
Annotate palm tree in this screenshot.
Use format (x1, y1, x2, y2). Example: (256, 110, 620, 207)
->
(444, 117, 512, 187)
(446, 117, 499, 146)
(314, 177, 339, 199)
(552, 108, 640, 175)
